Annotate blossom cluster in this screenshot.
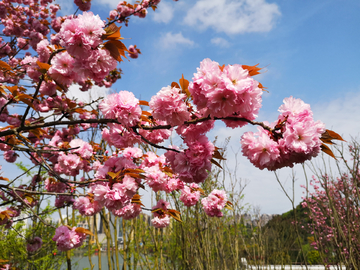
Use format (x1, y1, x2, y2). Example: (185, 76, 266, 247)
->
(201, 189, 228, 217)
(241, 97, 325, 170)
(189, 58, 263, 128)
(151, 199, 171, 228)
(49, 12, 117, 87)
(52, 225, 87, 251)
(26, 237, 43, 253)
(301, 152, 360, 262)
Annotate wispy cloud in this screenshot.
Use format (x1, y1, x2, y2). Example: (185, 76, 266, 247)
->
(312, 91, 360, 141)
(211, 37, 231, 48)
(152, 1, 174, 24)
(66, 85, 111, 105)
(184, 0, 281, 35)
(92, 0, 119, 9)
(159, 32, 194, 49)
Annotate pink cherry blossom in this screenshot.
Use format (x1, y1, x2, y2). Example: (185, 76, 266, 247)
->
(26, 237, 42, 253)
(111, 203, 142, 220)
(151, 215, 170, 228)
(73, 196, 103, 216)
(3, 150, 17, 163)
(180, 183, 201, 207)
(149, 86, 190, 126)
(201, 189, 227, 217)
(151, 199, 171, 228)
(74, 0, 91, 11)
(48, 51, 76, 86)
(99, 91, 141, 126)
(52, 225, 87, 251)
(241, 127, 281, 170)
(70, 138, 93, 159)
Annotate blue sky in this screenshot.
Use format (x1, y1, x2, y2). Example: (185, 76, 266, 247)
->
(87, 0, 360, 214)
(3, 0, 360, 215)
(90, 0, 360, 110)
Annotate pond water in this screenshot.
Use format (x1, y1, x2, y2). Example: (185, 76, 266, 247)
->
(60, 252, 142, 270)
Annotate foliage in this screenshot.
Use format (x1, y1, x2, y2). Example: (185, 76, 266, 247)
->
(0, 217, 65, 269)
(302, 139, 360, 268)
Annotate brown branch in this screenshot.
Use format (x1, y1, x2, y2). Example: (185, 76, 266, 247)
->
(11, 186, 56, 228)
(7, 187, 84, 197)
(0, 115, 272, 138)
(132, 127, 181, 153)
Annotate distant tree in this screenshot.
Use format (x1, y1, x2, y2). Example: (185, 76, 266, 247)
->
(302, 139, 360, 268)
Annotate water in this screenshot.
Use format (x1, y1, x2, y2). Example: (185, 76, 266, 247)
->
(61, 252, 144, 270)
(61, 252, 122, 270)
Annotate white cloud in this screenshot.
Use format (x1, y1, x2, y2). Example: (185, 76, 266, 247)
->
(92, 0, 120, 9)
(66, 85, 111, 105)
(211, 37, 231, 48)
(312, 91, 360, 141)
(184, 0, 281, 35)
(159, 32, 194, 49)
(152, 1, 174, 23)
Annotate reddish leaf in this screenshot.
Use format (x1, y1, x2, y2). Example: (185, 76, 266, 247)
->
(167, 209, 182, 223)
(0, 176, 9, 182)
(108, 171, 121, 179)
(104, 23, 120, 35)
(164, 171, 173, 178)
(0, 209, 14, 220)
(5, 86, 18, 95)
(258, 82, 268, 92)
(31, 128, 48, 139)
(179, 74, 191, 97)
(0, 125, 15, 131)
(20, 98, 35, 109)
(171, 82, 180, 89)
(213, 149, 226, 160)
(321, 129, 346, 144)
(242, 64, 261, 76)
(17, 93, 33, 100)
(142, 110, 151, 116)
(0, 60, 11, 71)
(0, 85, 7, 96)
(141, 115, 152, 123)
(53, 44, 63, 50)
(36, 61, 51, 72)
(131, 194, 145, 206)
(139, 100, 149, 106)
(198, 188, 206, 196)
(74, 108, 89, 114)
(127, 173, 146, 180)
(219, 64, 225, 72)
(124, 168, 145, 174)
(321, 144, 336, 160)
(225, 201, 234, 210)
(210, 158, 223, 169)
(190, 186, 205, 195)
(104, 41, 127, 62)
(102, 24, 123, 40)
(151, 208, 163, 213)
(75, 227, 94, 236)
(179, 74, 189, 91)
